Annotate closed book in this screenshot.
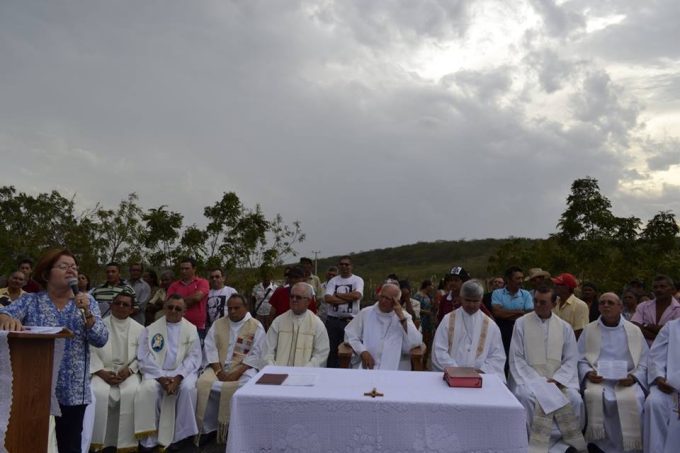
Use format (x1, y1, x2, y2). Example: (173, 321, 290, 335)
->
(256, 373, 288, 385)
(443, 367, 483, 388)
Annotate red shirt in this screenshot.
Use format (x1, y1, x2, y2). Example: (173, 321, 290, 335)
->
(269, 285, 317, 318)
(166, 277, 210, 330)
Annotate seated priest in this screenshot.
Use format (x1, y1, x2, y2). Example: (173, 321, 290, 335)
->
(134, 294, 202, 451)
(261, 282, 330, 367)
(344, 282, 422, 370)
(508, 285, 586, 453)
(644, 318, 680, 453)
(432, 279, 506, 380)
(195, 293, 265, 444)
(89, 291, 145, 452)
(577, 292, 649, 453)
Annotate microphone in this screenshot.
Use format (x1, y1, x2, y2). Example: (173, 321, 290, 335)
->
(68, 277, 87, 322)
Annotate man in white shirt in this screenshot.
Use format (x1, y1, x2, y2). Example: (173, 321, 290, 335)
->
(196, 293, 265, 444)
(262, 283, 329, 368)
(251, 269, 277, 329)
(129, 263, 151, 325)
(577, 292, 648, 453)
(344, 282, 422, 370)
(508, 286, 586, 452)
(206, 268, 237, 331)
(89, 292, 145, 452)
(644, 318, 680, 453)
(134, 295, 202, 451)
(324, 256, 363, 368)
(432, 280, 506, 380)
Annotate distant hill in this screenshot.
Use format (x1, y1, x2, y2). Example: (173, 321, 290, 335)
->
(307, 237, 542, 292)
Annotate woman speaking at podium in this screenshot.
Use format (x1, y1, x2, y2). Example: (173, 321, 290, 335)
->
(0, 248, 108, 453)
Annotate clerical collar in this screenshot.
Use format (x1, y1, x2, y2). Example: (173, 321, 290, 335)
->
(291, 311, 307, 320)
(110, 316, 129, 326)
(230, 312, 251, 329)
(376, 308, 393, 318)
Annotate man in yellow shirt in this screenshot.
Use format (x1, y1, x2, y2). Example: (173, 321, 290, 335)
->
(552, 273, 589, 338)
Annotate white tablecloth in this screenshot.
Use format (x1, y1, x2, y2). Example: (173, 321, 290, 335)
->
(226, 366, 528, 453)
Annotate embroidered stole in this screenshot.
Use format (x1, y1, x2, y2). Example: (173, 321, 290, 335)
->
(523, 313, 585, 453)
(447, 310, 490, 361)
(195, 317, 259, 443)
(583, 320, 643, 451)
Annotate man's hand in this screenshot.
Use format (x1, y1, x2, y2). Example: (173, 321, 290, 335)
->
(586, 371, 604, 383)
(97, 370, 122, 386)
(618, 374, 636, 387)
(0, 314, 22, 331)
(655, 377, 676, 394)
(116, 367, 132, 381)
(547, 378, 564, 389)
(360, 351, 375, 370)
(164, 375, 183, 395)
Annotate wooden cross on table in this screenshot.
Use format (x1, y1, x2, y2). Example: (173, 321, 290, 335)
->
(364, 387, 384, 398)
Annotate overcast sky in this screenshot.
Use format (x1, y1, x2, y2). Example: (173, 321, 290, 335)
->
(1, 0, 679, 258)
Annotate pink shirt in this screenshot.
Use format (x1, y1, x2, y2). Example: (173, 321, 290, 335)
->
(631, 297, 680, 345)
(166, 277, 210, 330)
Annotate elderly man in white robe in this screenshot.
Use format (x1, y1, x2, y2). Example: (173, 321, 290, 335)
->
(344, 282, 422, 370)
(577, 292, 649, 453)
(644, 317, 680, 453)
(261, 282, 330, 368)
(89, 292, 145, 452)
(509, 286, 586, 453)
(195, 293, 265, 444)
(134, 294, 202, 451)
(432, 279, 506, 379)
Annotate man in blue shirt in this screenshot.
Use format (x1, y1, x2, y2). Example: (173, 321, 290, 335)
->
(491, 266, 534, 371)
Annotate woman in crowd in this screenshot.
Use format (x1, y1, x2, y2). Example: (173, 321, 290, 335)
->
(413, 279, 434, 363)
(77, 272, 91, 293)
(0, 248, 108, 453)
(144, 269, 174, 324)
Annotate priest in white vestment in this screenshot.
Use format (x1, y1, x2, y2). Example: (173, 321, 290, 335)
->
(577, 292, 649, 453)
(509, 286, 586, 453)
(134, 294, 202, 450)
(195, 293, 265, 443)
(344, 282, 422, 370)
(644, 318, 680, 453)
(432, 280, 506, 380)
(261, 282, 330, 368)
(89, 292, 145, 452)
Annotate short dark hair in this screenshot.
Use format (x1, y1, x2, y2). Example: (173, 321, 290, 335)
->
(338, 256, 352, 263)
(179, 257, 197, 268)
(227, 293, 248, 308)
(167, 293, 184, 303)
(18, 258, 33, 267)
(534, 285, 556, 302)
(653, 274, 674, 287)
(581, 281, 598, 291)
(210, 268, 224, 276)
(105, 262, 121, 270)
(113, 291, 136, 306)
(129, 262, 144, 270)
(504, 266, 523, 279)
(420, 279, 432, 290)
(299, 257, 313, 266)
(34, 249, 78, 287)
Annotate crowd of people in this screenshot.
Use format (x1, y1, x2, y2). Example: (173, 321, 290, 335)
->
(1, 249, 680, 453)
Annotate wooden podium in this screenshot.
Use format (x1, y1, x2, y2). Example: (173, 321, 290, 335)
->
(5, 330, 72, 453)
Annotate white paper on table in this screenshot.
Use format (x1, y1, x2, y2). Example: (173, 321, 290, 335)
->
(530, 378, 569, 415)
(282, 374, 318, 386)
(22, 326, 64, 334)
(597, 360, 628, 380)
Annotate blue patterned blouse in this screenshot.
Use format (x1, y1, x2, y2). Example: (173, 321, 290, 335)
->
(0, 291, 108, 406)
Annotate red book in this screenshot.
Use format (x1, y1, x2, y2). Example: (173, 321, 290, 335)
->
(443, 367, 483, 388)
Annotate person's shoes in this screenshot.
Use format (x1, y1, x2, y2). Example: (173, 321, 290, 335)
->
(197, 431, 216, 447)
(587, 443, 605, 453)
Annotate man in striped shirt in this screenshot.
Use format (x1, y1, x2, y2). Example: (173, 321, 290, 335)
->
(91, 262, 136, 317)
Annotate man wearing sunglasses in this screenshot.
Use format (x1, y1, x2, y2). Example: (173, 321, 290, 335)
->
(577, 292, 649, 453)
(89, 292, 145, 452)
(261, 282, 329, 368)
(135, 294, 202, 451)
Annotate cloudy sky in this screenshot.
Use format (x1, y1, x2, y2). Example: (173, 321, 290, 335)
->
(1, 0, 679, 257)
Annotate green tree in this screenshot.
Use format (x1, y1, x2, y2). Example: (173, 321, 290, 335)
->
(91, 193, 145, 264)
(142, 205, 184, 268)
